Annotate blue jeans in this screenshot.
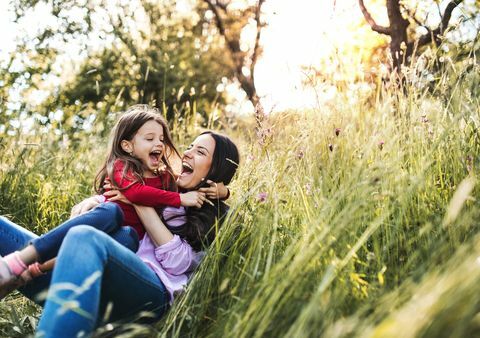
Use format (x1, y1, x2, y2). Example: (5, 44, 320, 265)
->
(0, 205, 169, 337)
(31, 202, 139, 262)
(0, 203, 138, 303)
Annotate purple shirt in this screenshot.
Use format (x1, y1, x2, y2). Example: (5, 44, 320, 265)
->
(135, 206, 204, 302)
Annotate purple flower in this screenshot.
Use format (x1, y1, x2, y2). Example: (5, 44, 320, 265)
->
(335, 128, 341, 136)
(378, 140, 385, 150)
(257, 192, 268, 202)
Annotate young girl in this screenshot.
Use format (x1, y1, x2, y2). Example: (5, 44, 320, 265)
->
(94, 104, 206, 239)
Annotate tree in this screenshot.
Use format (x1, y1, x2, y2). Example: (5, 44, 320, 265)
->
(201, 0, 266, 110)
(359, 0, 464, 72)
(1, 0, 234, 138)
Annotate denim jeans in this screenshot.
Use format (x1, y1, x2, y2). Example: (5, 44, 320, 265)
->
(31, 202, 139, 262)
(0, 204, 169, 337)
(0, 203, 138, 303)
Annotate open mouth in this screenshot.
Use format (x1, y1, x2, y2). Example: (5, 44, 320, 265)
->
(181, 161, 194, 176)
(149, 150, 162, 166)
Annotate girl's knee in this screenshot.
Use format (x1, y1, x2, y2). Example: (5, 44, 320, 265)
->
(64, 225, 106, 244)
(96, 202, 124, 225)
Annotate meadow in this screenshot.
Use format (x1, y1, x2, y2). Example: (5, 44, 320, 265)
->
(0, 57, 479, 337)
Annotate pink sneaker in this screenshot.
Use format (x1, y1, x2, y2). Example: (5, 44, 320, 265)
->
(0, 255, 19, 300)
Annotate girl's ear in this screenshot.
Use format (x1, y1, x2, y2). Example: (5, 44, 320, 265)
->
(121, 140, 133, 154)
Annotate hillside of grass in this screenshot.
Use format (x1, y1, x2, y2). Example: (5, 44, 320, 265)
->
(0, 60, 479, 337)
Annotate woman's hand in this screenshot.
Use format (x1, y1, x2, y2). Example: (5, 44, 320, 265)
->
(180, 191, 206, 208)
(199, 180, 229, 200)
(70, 196, 101, 218)
(102, 180, 133, 205)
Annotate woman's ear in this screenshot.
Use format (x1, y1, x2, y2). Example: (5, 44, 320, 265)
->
(121, 140, 133, 154)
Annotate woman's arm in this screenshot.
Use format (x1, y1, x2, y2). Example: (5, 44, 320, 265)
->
(70, 196, 102, 218)
(133, 205, 173, 246)
(134, 205, 200, 275)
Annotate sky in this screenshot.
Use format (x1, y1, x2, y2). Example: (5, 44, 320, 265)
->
(254, 1, 344, 113)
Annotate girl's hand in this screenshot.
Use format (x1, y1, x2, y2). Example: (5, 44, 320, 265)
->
(180, 191, 206, 208)
(70, 196, 101, 218)
(198, 180, 229, 199)
(104, 189, 132, 205)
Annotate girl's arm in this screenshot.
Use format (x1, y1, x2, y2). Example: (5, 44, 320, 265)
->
(111, 169, 204, 208)
(133, 205, 173, 246)
(198, 180, 230, 200)
(105, 182, 205, 208)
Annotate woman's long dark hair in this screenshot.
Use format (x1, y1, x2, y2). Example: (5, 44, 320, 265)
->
(168, 131, 240, 251)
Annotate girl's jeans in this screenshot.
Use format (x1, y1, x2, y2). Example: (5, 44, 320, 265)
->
(0, 203, 169, 337)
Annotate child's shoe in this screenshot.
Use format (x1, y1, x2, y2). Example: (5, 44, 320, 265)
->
(0, 255, 16, 286)
(0, 255, 19, 300)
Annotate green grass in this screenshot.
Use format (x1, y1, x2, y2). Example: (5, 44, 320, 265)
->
(0, 57, 479, 337)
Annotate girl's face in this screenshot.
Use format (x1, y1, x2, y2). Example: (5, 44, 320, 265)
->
(177, 134, 215, 190)
(121, 120, 165, 176)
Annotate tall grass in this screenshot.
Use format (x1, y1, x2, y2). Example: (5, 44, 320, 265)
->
(0, 55, 479, 337)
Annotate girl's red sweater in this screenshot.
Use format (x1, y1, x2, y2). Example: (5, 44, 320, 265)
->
(107, 160, 181, 239)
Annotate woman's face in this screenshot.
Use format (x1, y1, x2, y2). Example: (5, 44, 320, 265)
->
(177, 134, 215, 190)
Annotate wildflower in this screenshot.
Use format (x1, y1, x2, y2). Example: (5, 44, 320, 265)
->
(257, 192, 268, 203)
(247, 154, 255, 162)
(378, 140, 385, 150)
(335, 128, 341, 136)
(304, 183, 312, 195)
(296, 148, 304, 160)
(421, 115, 429, 123)
(328, 144, 334, 152)
(466, 155, 474, 173)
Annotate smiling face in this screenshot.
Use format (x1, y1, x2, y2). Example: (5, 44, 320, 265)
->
(121, 120, 165, 176)
(177, 134, 215, 190)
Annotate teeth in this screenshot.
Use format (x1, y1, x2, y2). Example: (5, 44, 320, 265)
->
(182, 162, 193, 171)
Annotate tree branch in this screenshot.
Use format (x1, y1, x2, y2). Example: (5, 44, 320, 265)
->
(401, 3, 425, 28)
(250, 0, 265, 83)
(204, 0, 228, 39)
(358, 0, 391, 35)
(417, 0, 463, 47)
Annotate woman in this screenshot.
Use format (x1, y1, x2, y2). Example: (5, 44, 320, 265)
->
(0, 131, 239, 337)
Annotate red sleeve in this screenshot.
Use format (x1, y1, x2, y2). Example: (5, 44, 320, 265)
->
(111, 161, 181, 207)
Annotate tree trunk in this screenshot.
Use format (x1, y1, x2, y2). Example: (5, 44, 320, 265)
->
(386, 0, 409, 72)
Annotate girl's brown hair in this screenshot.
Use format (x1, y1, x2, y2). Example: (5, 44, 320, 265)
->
(94, 104, 179, 193)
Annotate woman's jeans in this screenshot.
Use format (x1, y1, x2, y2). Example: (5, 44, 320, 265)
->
(0, 203, 170, 337)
